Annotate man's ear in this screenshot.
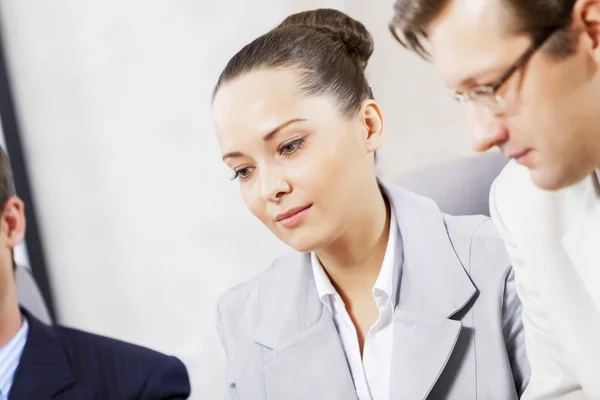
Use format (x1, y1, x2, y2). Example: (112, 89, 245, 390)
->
(1, 197, 26, 248)
(360, 100, 384, 154)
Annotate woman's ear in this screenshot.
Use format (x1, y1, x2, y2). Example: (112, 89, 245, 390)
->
(361, 100, 384, 154)
(574, 0, 600, 61)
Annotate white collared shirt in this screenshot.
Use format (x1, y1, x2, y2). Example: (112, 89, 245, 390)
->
(311, 207, 401, 400)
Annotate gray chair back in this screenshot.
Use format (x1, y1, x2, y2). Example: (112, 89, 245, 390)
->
(394, 152, 508, 216)
(16, 264, 52, 324)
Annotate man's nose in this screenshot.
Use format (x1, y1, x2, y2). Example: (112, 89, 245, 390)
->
(467, 104, 509, 152)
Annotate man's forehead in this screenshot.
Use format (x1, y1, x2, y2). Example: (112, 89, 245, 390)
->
(431, 0, 507, 29)
(427, 0, 519, 87)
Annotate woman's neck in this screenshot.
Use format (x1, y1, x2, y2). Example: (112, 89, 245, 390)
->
(315, 183, 391, 299)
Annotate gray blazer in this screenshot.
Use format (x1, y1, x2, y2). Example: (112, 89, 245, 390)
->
(217, 183, 530, 399)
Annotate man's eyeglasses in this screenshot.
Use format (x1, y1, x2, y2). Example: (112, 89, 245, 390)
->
(452, 28, 560, 114)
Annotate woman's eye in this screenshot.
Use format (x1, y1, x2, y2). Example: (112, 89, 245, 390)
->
(238, 168, 251, 178)
(279, 138, 305, 156)
(281, 142, 299, 154)
(231, 167, 254, 181)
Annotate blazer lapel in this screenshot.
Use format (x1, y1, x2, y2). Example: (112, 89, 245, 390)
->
(391, 312, 462, 400)
(10, 309, 75, 399)
(254, 253, 357, 400)
(382, 182, 477, 400)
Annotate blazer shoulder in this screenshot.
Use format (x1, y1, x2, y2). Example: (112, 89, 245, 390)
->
(56, 325, 188, 375)
(217, 253, 302, 306)
(55, 326, 186, 365)
(217, 252, 302, 316)
(444, 213, 492, 238)
(53, 325, 190, 397)
(217, 275, 260, 318)
(445, 215, 512, 282)
(216, 252, 305, 362)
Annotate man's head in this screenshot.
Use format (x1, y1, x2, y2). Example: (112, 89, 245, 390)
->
(0, 147, 26, 306)
(391, 0, 600, 190)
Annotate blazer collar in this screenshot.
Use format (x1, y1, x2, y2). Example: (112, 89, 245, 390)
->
(10, 308, 75, 399)
(253, 181, 476, 400)
(381, 181, 476, 318)
(381, 181, 476, 399)
(253, 253, 357, 399)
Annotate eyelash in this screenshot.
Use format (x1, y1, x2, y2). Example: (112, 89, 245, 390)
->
(230, 137, 307, 182)
(278, 137, 306, 158)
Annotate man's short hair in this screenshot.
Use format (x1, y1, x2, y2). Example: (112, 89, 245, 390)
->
(0, 147, 14, 211)
(390, 0, 577, 60)
(0, 147, 16, 271)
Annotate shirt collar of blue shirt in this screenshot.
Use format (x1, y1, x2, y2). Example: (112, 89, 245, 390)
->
(0, 317, 29, 399)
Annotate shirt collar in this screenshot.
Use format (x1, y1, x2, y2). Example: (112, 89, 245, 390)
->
(373, 205, 399, 301)
(310, 205, 401, 303)
(0, 317, 29, 398)
(310, 251, 336, 300)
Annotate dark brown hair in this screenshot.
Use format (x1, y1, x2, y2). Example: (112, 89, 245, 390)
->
(0, 147, 14, 212)
(0, 147, 16, 271)
(213, 8, 374, 117)
(390, 0, 577, 60)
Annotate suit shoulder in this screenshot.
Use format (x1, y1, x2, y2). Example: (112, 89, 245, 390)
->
(444, 215, 507, 257)
(56, 325, 186, 369)
(445, 215, 511, 280)
(217, 252, 300, 317)
(443, 213, 487, 233)
(55, 326, 189, 396)
(444, 214, 502, 241)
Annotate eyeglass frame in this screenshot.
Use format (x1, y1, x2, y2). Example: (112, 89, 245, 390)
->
(451, 27, 562, 113)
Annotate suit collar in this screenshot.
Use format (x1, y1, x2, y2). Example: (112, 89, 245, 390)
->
(10, 308, 75, 399)
(253, 254, 358, 399)
(381, 182, 475, 399)
(381, 181, 476, 318)
(253, 252, 322, 349)
(254, 182, 476, 399)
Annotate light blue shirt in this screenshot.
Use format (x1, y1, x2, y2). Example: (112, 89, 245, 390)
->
(0, 319, 29, 400)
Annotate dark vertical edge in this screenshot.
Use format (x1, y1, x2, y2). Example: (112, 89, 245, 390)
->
(0, 19, 56, 320)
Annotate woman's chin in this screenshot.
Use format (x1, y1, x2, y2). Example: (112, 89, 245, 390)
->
(278, 231, 321, 254)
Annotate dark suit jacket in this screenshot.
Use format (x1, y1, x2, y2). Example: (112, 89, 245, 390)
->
(10, 309, 191, 399)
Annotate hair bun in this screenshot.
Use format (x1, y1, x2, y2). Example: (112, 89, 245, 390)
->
(278, 8, 374, 68)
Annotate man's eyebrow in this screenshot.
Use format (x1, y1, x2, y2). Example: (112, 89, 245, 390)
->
(451, 65, 505, 91)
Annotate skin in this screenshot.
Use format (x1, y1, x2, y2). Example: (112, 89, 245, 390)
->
(427, 0, 600, 190)
(213, 68, 390, 350)
(0, 196, 26, 349)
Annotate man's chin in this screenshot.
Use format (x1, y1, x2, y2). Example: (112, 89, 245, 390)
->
(529, 165, 591, 191)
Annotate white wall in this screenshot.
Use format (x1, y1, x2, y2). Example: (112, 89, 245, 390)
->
(347, 1, 471, 174)
(1, 0, 470, 397)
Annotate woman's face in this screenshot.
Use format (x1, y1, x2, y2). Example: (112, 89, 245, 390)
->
(213, 68, 384, 252)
